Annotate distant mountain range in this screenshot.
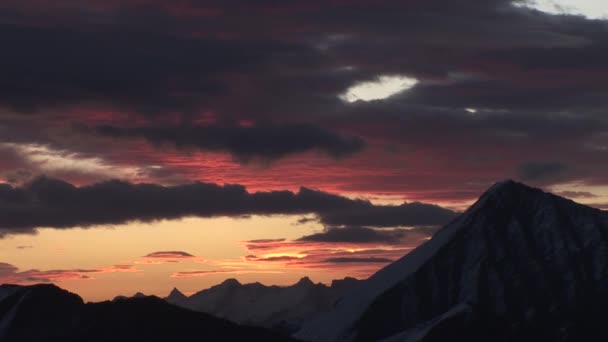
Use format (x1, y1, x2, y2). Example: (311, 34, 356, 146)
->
(3, 180, 608, 342)
(165, 276, 360, 332)
(296, 180, 608, 342)
(0, 283, 294, 342)
(114, 276, 361, 333)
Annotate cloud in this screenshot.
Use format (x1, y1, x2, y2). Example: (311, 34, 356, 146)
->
(555, 191, 598, 199)
(170, 269, 282, 278)
(0, 0, 608, 205)
(0, 263, 141, 283)
(517, 161, 567, 181)
(136, 251, 206, 264)
(589, 203, 608, 210)
(0, 176, 456, 236)
(96, 123, 365, 162)
(143, 251, 195, 258)
(298, 226, 420, 244)
(318, 202, 456, 227)
(323, 257, 394, 263)
(240, 226, 434, 277)
(0, 262, 18, 276)
(247, 239, 286, 244)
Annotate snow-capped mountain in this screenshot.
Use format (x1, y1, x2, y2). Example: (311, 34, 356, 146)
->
(0, 283, 294, 342)
(168, 276, 361, 332)
(296, 180, 608, 342)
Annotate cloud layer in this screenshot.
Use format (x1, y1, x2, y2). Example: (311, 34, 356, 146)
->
(0, 177, 456, 236)
(0, 0, 607, 205)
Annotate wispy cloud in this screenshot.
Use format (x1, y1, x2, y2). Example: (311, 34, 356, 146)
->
(0, 263, 141, 283)
(144, 251, 197, 258)
(131, 251, 206, 265)
(170, 269, 283, 278)
(238, 227, 429, 277)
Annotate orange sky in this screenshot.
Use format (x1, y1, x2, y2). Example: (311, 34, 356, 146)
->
(0, 215, 429, 301)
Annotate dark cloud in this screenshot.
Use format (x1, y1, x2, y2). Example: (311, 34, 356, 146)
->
(518, 161, 567, 181)
(319, 202, 456, 227)
(96, 123, 365, 162)
(1, 0, 605, 117)
(0, 19, 309, 114)
(0, 176, 456, 236)
(298, 226, 412, 244)
(0, 0, 607, 203)
(323, 257, 394, 264)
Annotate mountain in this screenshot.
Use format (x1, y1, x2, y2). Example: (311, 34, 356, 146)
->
(296, 180, 608, 342)
(0, 283, 295, 342)
(170, 276, 361, 332)
(165, 287, 187, 305)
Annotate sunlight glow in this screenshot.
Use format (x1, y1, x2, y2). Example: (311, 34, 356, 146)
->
(0, 142, 140, 181)
(339, 75, 418, 103)
(515, 0, 608, 19)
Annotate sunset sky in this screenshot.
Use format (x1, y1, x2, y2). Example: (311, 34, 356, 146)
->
(1, 0, 608, 302)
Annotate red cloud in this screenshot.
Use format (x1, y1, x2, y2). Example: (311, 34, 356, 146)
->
(170, 269, 282, 278)
(239, 236, 421, 278)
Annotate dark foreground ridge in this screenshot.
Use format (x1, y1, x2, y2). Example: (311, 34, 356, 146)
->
(298, 180, 608, 342)
(0, 283, 296, 342)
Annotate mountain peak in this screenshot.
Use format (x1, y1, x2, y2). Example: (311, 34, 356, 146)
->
(483, 179, 539, 198)
(293, 276, 315, 288)
(219, 278, 241, 287)
(166, 287, 187, 304)
(466, 179, 555, 216)
(170, 287, 182, 294)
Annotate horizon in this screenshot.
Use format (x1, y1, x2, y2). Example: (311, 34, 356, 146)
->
(2, 0, 608, 302)
(1, 180, 604, 301)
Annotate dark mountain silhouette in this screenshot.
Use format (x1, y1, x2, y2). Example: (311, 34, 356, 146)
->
(165, 287, 187, 304)
(297, 180, 608, 342)
(167, 276, 361, 333)
(0, 283, 295, 342)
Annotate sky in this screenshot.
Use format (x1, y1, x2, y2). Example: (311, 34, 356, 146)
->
(0, 0, 608, 301)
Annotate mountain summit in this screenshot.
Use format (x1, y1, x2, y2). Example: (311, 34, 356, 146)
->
(297, 180, 608, 342)
(165, 287, 187, 305)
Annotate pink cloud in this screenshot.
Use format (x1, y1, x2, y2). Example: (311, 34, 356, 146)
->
(170, 269, 282, 278)
(134, 251, 206, 264)
(0, 263, 141, 284)
(239, 237, 416, 278)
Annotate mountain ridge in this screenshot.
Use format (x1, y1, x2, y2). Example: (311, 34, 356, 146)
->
(297, 180, 608, 342)
(169, 276, 361, 332)
(0, 283, 295, 342)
